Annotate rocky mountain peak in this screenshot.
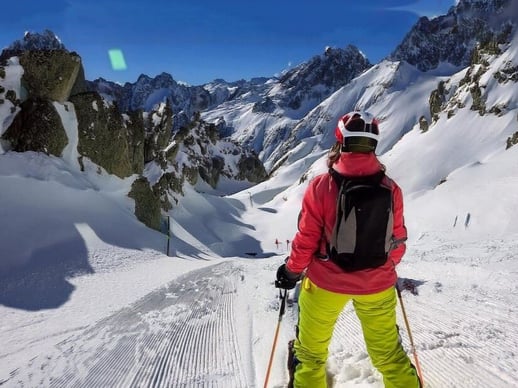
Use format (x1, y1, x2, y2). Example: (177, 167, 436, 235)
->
(388, 0, 516, 72)
(1, 30, 66, 62)
(276, 44, 371, 110)
(280, 44, 371, 88)
(456, 0, 511, 14)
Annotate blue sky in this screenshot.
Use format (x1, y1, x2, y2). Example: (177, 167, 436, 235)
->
(1, 0, 455, 85)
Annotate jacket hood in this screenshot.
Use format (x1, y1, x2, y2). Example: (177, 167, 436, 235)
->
(332, 152, 383, 177)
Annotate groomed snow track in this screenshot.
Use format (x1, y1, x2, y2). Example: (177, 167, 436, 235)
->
(329, 287, 518, 388)
(4, 242, 518, 388)
(7, 262, 253, 388)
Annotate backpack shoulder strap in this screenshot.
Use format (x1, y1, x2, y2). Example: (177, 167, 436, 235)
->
(328, 168, 345, 187)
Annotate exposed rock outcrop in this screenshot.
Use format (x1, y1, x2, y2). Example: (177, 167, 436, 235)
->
(3, 98, 67, 156)
(70, 92, 134, 178)
(128, 177, 162, 231)
(19, 50, 82, 103)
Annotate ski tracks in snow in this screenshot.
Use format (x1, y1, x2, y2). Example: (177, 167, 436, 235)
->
(5, 261, 253, 388)
(328, 286, 518, 388)
(4, 234, 518, 388)
(326, 234, 518, 388)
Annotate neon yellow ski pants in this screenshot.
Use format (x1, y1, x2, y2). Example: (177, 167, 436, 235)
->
(293, 277, 420, 388)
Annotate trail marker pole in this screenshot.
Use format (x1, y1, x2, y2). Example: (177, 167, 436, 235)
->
(166, 215, 170, 256)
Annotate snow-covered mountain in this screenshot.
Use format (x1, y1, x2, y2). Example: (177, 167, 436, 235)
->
(200, 45, 371, 168)
(388, 0, 517, 71)
(91, 44, 372, 166)
(202, 0, 518, 172)
(82, 1, 518, 175)
(89, 73, 243, 131)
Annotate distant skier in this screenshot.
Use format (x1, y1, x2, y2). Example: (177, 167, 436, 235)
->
(275, 112, 421, 387)
(465, 212, 471, 228)
(275, 238, 280, 249)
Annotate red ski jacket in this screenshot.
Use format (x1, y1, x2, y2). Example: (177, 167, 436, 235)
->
(286, 152, 407, 295)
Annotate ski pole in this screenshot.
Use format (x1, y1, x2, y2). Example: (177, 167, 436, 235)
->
(263, 289, 288, 388)
(396, 284, 425, 386)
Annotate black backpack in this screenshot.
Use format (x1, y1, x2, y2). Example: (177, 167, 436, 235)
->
(326, 169, 394, 272)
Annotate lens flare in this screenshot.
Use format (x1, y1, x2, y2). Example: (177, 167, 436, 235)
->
(108, 49, 127, 70)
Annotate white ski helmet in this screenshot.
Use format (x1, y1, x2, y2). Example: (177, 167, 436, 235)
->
(334, 111, 380, 153)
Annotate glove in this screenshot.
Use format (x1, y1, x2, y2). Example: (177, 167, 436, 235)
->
(275, 263, 302, 290)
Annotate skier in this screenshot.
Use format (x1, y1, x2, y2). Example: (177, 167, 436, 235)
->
(464, 212, 471, 228)
(275, 112, 421, 388)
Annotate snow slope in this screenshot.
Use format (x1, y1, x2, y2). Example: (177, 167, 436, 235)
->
(1, 141, 518, 387)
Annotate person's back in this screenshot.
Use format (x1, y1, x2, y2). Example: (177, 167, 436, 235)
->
(275, 111, 421, 388)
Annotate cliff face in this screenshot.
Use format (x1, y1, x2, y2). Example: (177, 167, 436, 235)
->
(388, 0, 516, 72)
